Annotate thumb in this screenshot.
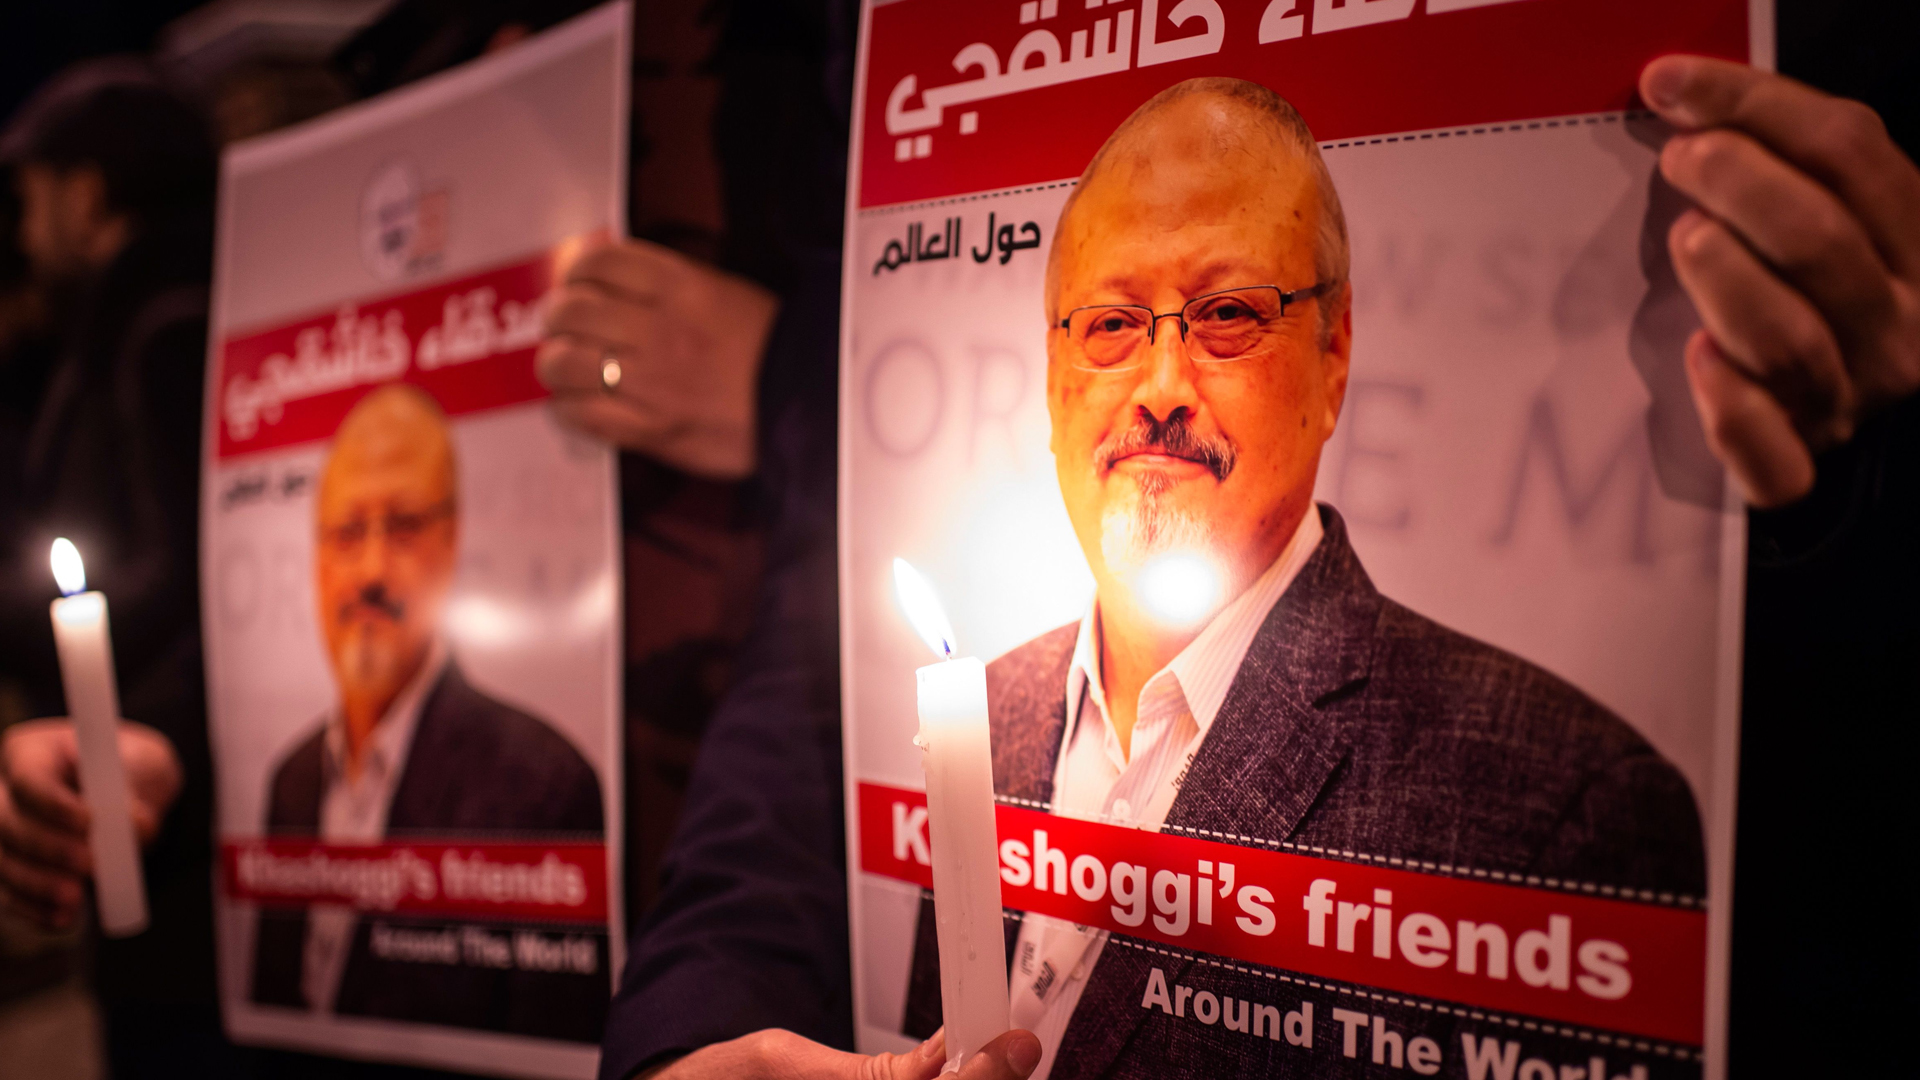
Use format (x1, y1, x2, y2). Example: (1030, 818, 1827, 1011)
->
(953, 1031, 1042, 1080)
(6, 721, 88, 834)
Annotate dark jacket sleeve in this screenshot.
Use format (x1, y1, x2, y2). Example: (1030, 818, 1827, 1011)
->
(598, 248, 853, 1080)
(1729, 390, 1920, 1075)
(94, 297, 220, 1010)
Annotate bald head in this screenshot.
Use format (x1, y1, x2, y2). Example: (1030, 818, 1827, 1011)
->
(1046, 78, 1349, 335)
(321, 383, 457, 507)
(315, 384, 460, 741)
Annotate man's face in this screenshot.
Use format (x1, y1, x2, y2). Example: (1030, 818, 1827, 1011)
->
(1047, 104, 1351, 610)
(15, 162, 117, 282)
(315, 415, 457, 712)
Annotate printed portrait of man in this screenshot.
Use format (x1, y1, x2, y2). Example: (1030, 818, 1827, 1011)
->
(902, 78, 1704, 1076)
(251, 383, 606, 1041)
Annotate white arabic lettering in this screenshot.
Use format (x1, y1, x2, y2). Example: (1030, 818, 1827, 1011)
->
(224, 306, 410, 441)
(880, 0, 1531, 153)
(1137, 0, 1225, 68)
(883, 7, 1140, 138)
(1258, 0, 1305, 43)
(223, 285, 547, 442)
(416, 286, 547, 371)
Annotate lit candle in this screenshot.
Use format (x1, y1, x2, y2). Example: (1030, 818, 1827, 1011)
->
(48, 538, 148, 937)
(893, 559, 1008, 1072)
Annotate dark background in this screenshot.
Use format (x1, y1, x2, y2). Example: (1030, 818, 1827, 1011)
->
(0, 3, 205, 122)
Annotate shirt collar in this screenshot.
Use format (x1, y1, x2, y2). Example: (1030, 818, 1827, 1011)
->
(323, 639, 449, 787)
(1064, 504, 1324, 743)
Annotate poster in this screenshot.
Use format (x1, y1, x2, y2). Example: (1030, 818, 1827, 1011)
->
(200, 6, 628, 1077)
(839, 2, 1764, 1079)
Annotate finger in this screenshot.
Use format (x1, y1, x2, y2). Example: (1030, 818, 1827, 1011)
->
(874, 1029, 949, 1080)
(536, 337, 615, 396)
(1668, 209, 1857, 446)
(953, 1031, 1043, 1080)
(695, 1028, 915, 1080)
(1660, 129, 1897, 344)
(544, 287, 663, 347)
(119, 722, 183, 829)
(129, 801, 163, 846)
(4, 729, 89, 835)
(538, 333, 704, 407)
(1685, 331, 1816, 507)
(546, 397, 682, 447)
(0, 882, 79, 931)
(1641, 55, 1920, 275)
(565, 241, 685, 303)
(0, 848, 87, 911)
(8, 771, 89, 835)
(0, 805, 93, 875)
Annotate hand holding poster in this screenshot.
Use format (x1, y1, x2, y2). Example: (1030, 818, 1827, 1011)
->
(841, 2, 1761, 1078)
(202, 7, 629, 1077)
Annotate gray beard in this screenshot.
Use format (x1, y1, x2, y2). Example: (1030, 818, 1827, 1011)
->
(1100, 470, 1215, 573)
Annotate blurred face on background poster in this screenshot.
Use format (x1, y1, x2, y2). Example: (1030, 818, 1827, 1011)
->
(1045, 80, 1354, 622)
(315, 385, 458, 736)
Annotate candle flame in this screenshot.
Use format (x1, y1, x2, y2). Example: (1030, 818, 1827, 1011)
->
(50, 538, 86, 596)
(892, 558, 957, 660)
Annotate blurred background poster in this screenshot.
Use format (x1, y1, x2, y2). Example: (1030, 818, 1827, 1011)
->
(841, 2, 1762, 1078)
(199, 5, 627, 1076)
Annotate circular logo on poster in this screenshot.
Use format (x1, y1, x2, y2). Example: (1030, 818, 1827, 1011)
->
(360, 161, 420, 280)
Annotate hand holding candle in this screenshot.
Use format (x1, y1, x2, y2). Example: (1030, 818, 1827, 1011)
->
(893, 559, 1010, 1074)
(45, 538, 149, 936)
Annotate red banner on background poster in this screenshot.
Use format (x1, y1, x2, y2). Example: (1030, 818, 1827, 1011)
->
(221, 839, 610, 925)
(214, 247, 577, 460)
(857, 782, 1705, 1047)
(858, 0, 1747, 207)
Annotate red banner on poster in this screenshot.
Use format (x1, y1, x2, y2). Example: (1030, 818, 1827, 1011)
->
(214, 247, 577, 460)
(221, 839, 610, 925)
(858, 0, 1747, 208)
(857, 782, 1704, 1046)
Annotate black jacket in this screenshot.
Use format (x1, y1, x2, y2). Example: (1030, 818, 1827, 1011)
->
(0, 216, 216, 1010)
(251, 662, 608, 1042)
(902, 506, 1704, 1076)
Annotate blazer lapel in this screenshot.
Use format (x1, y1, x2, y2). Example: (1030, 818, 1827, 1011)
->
(1166, 507, 1380, 844)
(383, 663, 463, 833)
(988, 621, 1077, 806)
(1053, 507, 1381, 1078)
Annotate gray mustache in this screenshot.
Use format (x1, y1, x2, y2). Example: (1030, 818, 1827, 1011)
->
(340, 583, 405, 622)
(1096, 411, 1236, 482)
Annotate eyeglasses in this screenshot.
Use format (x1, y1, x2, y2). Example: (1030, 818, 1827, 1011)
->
(320, 500, 455, 554)
(1055, 283, 1331, 371)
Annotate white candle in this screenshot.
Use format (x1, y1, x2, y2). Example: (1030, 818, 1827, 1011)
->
(894, 559, 1008, 1072)
(48, 539, 148, 937)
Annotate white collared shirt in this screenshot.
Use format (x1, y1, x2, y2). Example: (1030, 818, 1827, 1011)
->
(1011, 507, 1324, 1080)
(301, 641, 449, 1013)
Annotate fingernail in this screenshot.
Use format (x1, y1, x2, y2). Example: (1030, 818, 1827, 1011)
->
(1004, 1033, 1041, 1076)
(919, 1029, 946, 1061)
(1645, 59, 1689, 112)
(1671, 208, 1713, 254)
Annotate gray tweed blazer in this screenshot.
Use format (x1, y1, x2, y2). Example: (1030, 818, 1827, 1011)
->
(902, 505, 1704, 1078)
(250, 662, 607, 1042)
